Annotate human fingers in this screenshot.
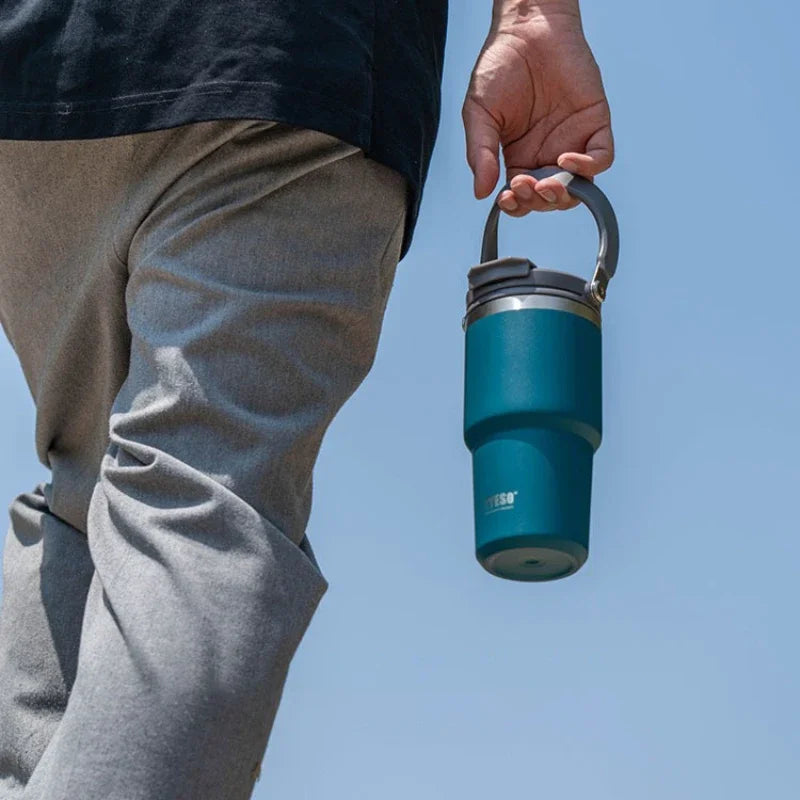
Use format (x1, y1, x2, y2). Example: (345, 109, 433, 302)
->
(497, 172, 580, 216)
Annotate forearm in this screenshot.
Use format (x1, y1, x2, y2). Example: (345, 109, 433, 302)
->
(491, 0, 584, 37)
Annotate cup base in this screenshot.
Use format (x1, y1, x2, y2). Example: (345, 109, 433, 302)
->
(477, 537, 587, 582)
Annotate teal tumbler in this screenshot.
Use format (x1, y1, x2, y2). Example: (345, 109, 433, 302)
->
(463, 168, 620, 582)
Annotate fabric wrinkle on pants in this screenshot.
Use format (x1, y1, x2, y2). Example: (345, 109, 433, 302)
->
(0, 119, 408, 799)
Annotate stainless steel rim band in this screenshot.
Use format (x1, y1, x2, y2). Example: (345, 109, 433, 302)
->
(464, 293, 602, 329)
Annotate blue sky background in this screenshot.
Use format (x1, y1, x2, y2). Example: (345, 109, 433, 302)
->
(2, 1, 799, 797)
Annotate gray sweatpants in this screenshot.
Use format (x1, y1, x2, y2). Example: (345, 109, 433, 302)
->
(0, 119, 407, 799)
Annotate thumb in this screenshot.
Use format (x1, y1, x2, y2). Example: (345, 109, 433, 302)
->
(462, 98, 501, 199)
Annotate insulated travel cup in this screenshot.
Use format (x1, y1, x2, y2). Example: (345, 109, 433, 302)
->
(463, 167, 620, 582)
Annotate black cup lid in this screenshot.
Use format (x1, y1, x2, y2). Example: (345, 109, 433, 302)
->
(466, 257, 592, 310)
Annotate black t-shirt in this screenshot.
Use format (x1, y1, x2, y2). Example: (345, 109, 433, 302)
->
(0, 1, 448, 259)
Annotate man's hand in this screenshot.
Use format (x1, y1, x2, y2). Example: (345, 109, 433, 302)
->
(463, 0, 614, 216)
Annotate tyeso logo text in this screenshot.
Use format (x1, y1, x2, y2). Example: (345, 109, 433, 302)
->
(484, 491, 518, 514)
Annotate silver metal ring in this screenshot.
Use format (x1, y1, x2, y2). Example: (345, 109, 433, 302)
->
(464, 293, 601, 329)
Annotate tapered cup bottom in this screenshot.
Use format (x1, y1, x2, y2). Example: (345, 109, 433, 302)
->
(477, 536, 588, 582)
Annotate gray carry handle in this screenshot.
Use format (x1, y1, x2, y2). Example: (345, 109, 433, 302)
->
(480, 167, 620, 303)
